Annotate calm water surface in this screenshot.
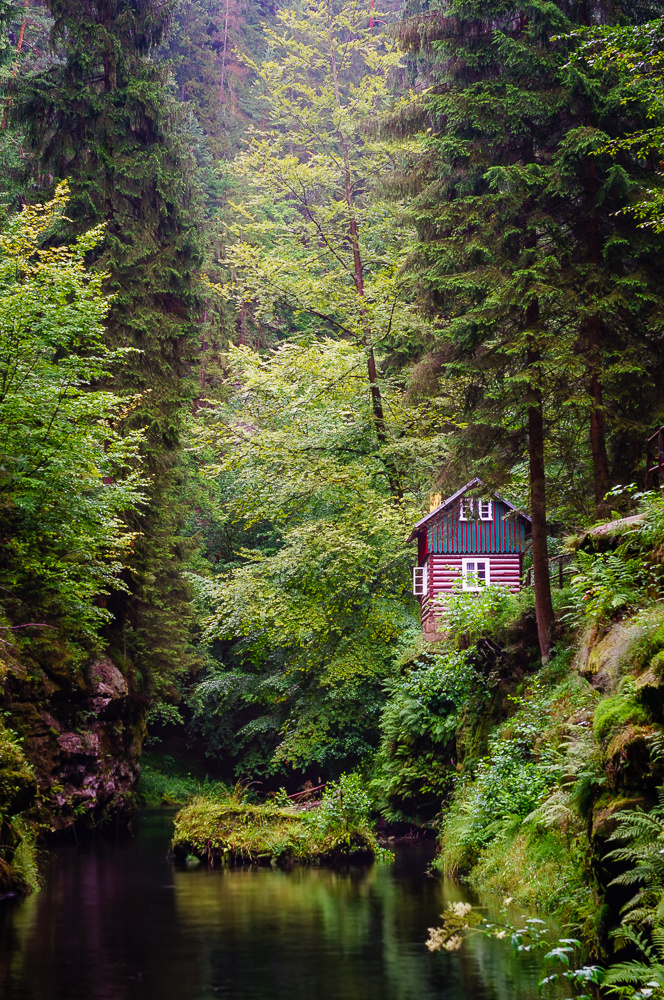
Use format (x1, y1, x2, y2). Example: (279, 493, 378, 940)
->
(0, 811, 545, 1000)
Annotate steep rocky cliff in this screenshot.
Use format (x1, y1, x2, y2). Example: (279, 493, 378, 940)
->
(0, 640, 145, 893)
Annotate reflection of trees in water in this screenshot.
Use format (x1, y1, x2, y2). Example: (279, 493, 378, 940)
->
(1, 816, 547, 1000)
(173, 847, 544, 1000)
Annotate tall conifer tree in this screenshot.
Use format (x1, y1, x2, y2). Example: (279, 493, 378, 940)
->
(395, 0, 664, 658)
(15, 0, 206, 692)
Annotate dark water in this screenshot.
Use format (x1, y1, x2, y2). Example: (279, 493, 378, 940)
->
(0, 811, 545, 1000)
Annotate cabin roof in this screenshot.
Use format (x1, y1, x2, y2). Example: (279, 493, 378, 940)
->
(406, 477, 531, 543)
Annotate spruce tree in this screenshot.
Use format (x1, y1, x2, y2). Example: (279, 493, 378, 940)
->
(395, 0, 664, 657)
(15, 0, 206, 693)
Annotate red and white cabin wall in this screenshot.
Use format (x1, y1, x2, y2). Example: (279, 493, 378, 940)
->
(415, 553, 523, 628)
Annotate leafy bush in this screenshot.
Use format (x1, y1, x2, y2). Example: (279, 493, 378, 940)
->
(439, 677, 567, 875)
(310, 773, 372, 835)
(450, 737, 556, 847)
(438, 586, 522, 647)
(373, 649, 483, 821)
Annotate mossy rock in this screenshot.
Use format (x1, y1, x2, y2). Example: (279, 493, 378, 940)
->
(591, 794, 649, 840)
(172, 795, 378, 866)
(580, 620, 651, 693)
(593, 695, 648, 743)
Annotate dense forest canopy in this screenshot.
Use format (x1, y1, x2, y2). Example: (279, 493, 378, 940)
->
(0, 0, 662, 783)
(2, 0, 664, 990)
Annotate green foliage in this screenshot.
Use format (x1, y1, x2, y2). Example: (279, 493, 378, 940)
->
(441, 732, 558, 870)
(372, 648, 482, 821)
(222, 0, 427, 367)
(437, 662, 594, 882)
(592, 800, 664, 998)
(440, 586, 522, 648)
(310, 773, 372, 836)
(138, 762, 228, 809)
(569, 491, 664, 626)
(16, 0, 206, 690)
(0, 0, 18, 75)
(607, 799, 664, 934)
(569, 17, 664, 232)
(0, 185, 147, 640)
(186, 338, 421, 777)
(571, 551, 653, 626)
(394, 0, 664, 520)
(0, 718, 39, 895)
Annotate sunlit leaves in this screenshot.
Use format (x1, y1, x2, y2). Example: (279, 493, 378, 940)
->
(0, 184, 147, 638)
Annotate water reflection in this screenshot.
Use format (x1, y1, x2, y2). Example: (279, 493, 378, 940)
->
(0, 812, 544, 1000)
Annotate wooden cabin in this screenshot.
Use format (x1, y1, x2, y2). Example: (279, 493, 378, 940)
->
(407, 478, 531, 635)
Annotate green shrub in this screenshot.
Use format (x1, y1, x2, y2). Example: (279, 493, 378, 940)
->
(440, 734, 557, 872)
(372, 649, 484, 821)
(311, 773, 372, 835)
(440, 586, 521, 647)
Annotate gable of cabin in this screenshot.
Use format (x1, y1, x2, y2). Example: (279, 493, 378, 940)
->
(423, 498, 527, 557)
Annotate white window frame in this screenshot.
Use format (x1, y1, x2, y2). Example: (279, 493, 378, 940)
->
(462, 558, 490, 591)
(479, 500, 493, 521)
(413, 564, 428, 596)
(459, 497, 474, 520)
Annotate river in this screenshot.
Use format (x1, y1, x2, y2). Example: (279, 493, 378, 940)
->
(0, 811, 547, 999)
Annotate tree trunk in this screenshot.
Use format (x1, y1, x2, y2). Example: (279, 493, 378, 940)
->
(218, 0, 231, 119)
(526, 307, 554, 661)
(587, 313, 610, 511)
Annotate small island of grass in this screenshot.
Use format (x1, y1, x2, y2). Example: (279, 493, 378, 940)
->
(171, 776, 386, 866)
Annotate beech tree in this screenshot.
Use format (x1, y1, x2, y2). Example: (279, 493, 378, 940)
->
(0, 185, 146, 640)
(222, 0, 432, 499)
(187, 339, 419, 775)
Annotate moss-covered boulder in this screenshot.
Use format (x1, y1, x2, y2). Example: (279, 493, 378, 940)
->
(172, 795, 379, 866)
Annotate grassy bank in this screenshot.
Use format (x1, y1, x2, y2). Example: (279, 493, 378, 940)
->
(172, 775, 385, 865)
(137, 747, 227, 808)
(399, 493, 664, 969)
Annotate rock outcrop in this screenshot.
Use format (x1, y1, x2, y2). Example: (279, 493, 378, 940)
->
(2, 646, 145, 832)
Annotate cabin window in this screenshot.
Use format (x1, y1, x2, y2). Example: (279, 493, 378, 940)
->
(412, 565, 428, 596)
(460, 498, 493, 520)
(462, 558, 490, 591)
